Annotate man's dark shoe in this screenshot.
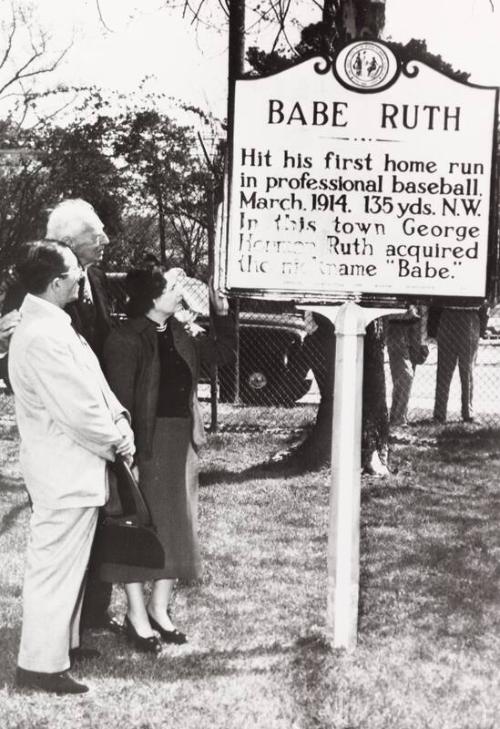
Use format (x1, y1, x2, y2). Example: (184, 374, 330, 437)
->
(15, 667, 89, 695)
(69, 647, 101, 665)
(82, 615, 123, 634)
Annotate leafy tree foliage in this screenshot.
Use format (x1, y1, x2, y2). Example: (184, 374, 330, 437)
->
(386, 39, 469, 82)
(0, 90, 223, 278)
(247, 25, 469, 82)
(112, 109, 215, 273)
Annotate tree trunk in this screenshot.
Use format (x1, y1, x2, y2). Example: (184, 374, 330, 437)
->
(227, 0, 245, 404)
(284, 0, 390, 475)
(344, 0, 389, 474)
(156, 191, 167, 266)
(320, 1, 386, 58)
(341, 0, 386, 39)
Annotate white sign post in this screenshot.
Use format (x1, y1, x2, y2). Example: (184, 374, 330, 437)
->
(220, 41, 498, 649)
(303, 302, 402, 649)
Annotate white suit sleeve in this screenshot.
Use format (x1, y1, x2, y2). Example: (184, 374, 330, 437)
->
(27, 333, 123, 461)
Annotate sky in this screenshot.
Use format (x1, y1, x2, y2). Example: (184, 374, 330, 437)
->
(1, 0, 500, 124)
(385, 0, 500, 86)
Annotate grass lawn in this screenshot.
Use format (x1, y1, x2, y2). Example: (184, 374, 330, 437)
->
(0, 394, 499, 729)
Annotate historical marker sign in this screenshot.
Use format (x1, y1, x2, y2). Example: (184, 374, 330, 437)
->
(222, 42, 498, 303)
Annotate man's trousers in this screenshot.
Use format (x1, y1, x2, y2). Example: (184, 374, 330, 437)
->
(18, 504, 98, 673)
(434, 309, 480, 422)
(387, 323, 416, 425)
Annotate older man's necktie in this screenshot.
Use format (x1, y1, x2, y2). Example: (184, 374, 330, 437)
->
(77, 274, 97, 336)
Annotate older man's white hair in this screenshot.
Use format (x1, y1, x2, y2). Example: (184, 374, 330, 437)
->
(46, 199, 100, 242)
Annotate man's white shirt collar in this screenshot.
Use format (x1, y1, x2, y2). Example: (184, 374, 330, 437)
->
(22, 293, 72, 324)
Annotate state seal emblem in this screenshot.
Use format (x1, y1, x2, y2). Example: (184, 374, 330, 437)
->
(334, 41, 398, 92)
(344, 42, 389, 88)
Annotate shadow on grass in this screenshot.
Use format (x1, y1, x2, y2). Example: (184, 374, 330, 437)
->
(0, 474, 26, 494)
(0, 613, 331, 688)
(0, 625, 20, 689)
(72, 633, 331, 685)
(434, 425, 500, 460)
(358, 421, 500, 645)
(199, 459, 319, 487)
(288, 636, 344, 729)
(358, 478, 500, 645)
(0, 501, 29, 537)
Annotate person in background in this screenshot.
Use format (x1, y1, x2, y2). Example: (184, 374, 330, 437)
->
(386, 306, 429, 427)
(9, 240, 134, 694)
(0, 276, 22, 379)
(432, 303, 488, 423)
(101, 267, 234, 652)
(0, 310, 21, 354)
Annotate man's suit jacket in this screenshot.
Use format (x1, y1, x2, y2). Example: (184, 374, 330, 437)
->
(9, 294, 126, 510)
(1, 265, 113, 384)
(66, 266, 114, 362)
(103, 314, 235, 458)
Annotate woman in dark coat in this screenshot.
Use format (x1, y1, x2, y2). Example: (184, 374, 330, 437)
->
(101, 267, 233, 652)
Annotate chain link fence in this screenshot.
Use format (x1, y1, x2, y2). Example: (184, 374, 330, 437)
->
(106, 273, 500, 432)
(1, 269, 498, 430)
(1, 269, 499, 439)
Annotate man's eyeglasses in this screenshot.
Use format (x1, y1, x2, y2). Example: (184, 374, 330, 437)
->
(57, 267, 84, 281)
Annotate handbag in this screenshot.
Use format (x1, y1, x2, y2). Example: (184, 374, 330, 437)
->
(93, 456, 165, 569)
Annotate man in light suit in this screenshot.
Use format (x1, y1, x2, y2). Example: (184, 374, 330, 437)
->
(9, 240, 134, 695)
(2, 199, 119, 631)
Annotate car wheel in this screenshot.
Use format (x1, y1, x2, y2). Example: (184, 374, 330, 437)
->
(241, 366, 273, 404)
(241, 365, 311, 406)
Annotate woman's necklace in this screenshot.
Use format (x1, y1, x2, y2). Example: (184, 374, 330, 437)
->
(146, 315, 168, 333)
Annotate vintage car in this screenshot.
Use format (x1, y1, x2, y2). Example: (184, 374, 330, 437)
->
(211, 310, 312, 406)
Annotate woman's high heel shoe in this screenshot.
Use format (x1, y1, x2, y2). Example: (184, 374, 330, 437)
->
(147, 613, 188, 645)
(124, 616, 162, 654)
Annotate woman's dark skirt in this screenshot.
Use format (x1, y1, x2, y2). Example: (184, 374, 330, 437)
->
(100, 417, 201, 583)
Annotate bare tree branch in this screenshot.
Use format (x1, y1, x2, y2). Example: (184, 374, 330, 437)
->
(95, 0, 114, 33)
(0, 9, 17, 71)
(0, 49, 43, 97)
(189, 0, 208, 24)
(268, 0, 296, 54)
(31, 92, 79, 128)
(215, 0, 229, 18)
(0, 42, 72, 98)
(0, 4, 75, 127)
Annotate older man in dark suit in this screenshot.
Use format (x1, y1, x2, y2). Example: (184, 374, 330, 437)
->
(46, 199, 119, 632)
(45, 199, 113, 361)
(2, 199, 113, 359)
